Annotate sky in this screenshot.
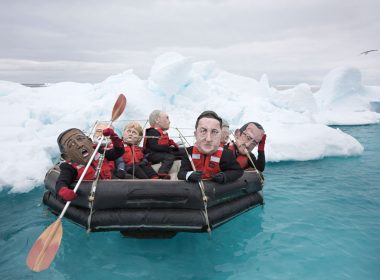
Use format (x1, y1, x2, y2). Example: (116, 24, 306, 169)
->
(0, 0, 379, 85)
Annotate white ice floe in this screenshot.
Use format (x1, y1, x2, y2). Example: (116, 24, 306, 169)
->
(0, 52, 379, 192)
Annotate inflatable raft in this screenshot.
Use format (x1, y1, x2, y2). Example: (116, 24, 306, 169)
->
(42, 165, 264, 236)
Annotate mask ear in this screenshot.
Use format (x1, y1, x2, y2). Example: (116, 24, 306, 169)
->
(61, 153, 70, 161)
(234, 129, 240, 138)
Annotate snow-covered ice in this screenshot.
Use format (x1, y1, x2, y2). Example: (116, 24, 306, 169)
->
(1, 52, 379, 192)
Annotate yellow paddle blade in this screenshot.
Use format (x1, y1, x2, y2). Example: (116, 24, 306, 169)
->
(26, 220, 63, 272)
(111, 94, 127, 122)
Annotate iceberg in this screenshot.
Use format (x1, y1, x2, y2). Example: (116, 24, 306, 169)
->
(0, 52, 379, 192)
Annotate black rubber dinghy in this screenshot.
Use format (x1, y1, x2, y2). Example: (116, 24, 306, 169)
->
(42, 166, 264, 237)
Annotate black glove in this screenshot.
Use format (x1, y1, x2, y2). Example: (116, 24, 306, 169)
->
(211, 172, 226, 184)
(188, 171, 203, 182)
(169, 146, 179, 152)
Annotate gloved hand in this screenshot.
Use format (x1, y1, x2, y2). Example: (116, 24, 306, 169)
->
(58, 186, 77, 201)
(169, 139, 179, 150)
(169, 146, 179, 153)
(258, 134, 266, 152)
(102, 128, 123, 148)
(187, 171, 203, 182)
(211, 172, 226, 184)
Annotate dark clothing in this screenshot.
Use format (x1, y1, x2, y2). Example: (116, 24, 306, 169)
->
(55, 146, 124, 193)
(177, 146, 243, 183)
(230, 142, 265, 172)
(115, 144, 159, 179)
(126, 163, 157, 179)
(144, 128, 171, 153)
(147, 152, 175, 174)
(144, 128, 184, 174)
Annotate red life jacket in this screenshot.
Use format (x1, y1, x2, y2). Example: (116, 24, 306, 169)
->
(122, 145, 144, 165)
(228, 144, 249, 169)
(143, 127, 170, 151)
(192, 145, 224, 179)
(66, 153, 113, 180)
(94, 143, 115, 170)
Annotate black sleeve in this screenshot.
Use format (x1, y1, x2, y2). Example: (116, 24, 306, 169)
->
(248, 151, 265, 172)
(55, 163, 78, 193)
(219, 149, 244, 183)
(146, 128, 170, 153)
(177, 147, 193, 180)
(104, 145, 125, 161)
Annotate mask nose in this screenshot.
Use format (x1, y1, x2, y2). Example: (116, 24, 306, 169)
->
(205, 132, 212, 141)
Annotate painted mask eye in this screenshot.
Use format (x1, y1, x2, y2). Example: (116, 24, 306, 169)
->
(127, 130, 138, 136)
(242, 132, 253, 141)
(199, 128, 207, 136)
(76, 135, 86, 141)
(211, 129, 220, 137)
(67, 140, 75, 147)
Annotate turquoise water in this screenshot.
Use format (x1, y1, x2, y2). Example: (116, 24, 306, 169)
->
(1, 124, 379, 280)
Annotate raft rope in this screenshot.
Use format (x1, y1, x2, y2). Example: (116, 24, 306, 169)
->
(142, 135, 194, 139)
(175, 128, 212, 238)
(142, 119, 149, 131)
(243, 146, 264, 184)
(86, 140, 108, 234)
(86, 121, 115, 234)
(229, 134, 264, 184)
(131, 145, 135, 179)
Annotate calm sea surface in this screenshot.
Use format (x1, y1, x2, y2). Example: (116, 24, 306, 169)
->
(1, 124, 379, 280)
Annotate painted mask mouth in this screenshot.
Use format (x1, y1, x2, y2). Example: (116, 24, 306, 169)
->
(81, 148, 89, 158)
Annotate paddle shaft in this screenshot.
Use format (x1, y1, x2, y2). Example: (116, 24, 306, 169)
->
(26, 94, 126, 272)
(59, 133, 105, 219)
(59, 93, 126, 219)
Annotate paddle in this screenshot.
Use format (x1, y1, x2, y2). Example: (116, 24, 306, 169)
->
(26, 94, 127, 272)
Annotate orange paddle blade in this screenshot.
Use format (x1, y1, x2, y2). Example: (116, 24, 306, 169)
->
(26, 220, 63, 272)
(111, 94, 127, 122)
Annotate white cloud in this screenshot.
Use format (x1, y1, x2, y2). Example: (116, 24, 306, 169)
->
(0, 0, 379, 84)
